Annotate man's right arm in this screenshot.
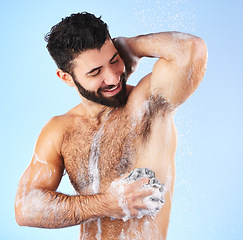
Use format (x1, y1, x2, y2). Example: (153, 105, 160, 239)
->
(15, 116, 152, 228)
(15, 116, 101, 228)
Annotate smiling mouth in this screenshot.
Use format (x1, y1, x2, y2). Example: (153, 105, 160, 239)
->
(100, 81, 122, 96)
(103, 82, 120, 92)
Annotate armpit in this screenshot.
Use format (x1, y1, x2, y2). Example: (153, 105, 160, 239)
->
(137, 94, 173, 142)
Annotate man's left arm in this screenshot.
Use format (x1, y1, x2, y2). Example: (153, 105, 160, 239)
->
(114, 32, 208, 107)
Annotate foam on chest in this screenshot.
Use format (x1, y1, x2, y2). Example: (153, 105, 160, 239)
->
(61, 109, 136, 194)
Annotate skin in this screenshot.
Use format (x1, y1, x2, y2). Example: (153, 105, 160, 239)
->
(15, 32, 207, 239)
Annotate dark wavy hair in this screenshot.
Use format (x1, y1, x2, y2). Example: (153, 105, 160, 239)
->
(45, 12, 111, 74)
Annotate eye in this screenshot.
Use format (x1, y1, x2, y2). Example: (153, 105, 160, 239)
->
(110, 59, 119, 64)
(90, 69, 101, 77)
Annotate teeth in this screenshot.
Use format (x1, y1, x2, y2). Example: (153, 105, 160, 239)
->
(106, 84, 119, 92)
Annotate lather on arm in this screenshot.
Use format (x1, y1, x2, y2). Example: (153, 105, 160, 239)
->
(15, 117, 152, 229)
(114, 31, 208, 107)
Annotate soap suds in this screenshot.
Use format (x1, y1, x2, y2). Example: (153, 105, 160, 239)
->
(110, 168, 166, 222)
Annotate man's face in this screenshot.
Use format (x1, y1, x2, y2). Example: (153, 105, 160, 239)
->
(71, 39, 127, 107)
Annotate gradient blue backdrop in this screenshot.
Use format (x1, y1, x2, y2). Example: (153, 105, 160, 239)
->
(1, 0, 242, 239)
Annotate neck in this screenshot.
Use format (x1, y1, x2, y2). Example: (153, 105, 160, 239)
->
(81, 97, 111, 119)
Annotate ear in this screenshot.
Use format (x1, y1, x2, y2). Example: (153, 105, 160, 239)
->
(56, 69, 75, 87)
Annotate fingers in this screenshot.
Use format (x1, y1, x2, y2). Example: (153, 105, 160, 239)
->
(126, 177, 149, 191)
(107, 167, 166, 221)
(112, 37, 140, 76)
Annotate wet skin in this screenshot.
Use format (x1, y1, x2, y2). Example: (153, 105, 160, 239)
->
(15, 33, 207, 239)
(60, 91, 177, 239)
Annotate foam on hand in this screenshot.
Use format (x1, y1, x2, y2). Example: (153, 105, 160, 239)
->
(110, 176, 131, 221)
(110, 168, 166, 222)
(128, 168, 166, 220)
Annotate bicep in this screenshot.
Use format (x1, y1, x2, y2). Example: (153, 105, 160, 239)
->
(27, 154, 64, 191)
(18, 118, 65, 194)
(17, 151, 64, 201)
(15, 145, 64, 217)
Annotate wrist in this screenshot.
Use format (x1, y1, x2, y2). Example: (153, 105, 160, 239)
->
(113, 37, 140, 77)
(127, 35, 147, 58)
(96, 193, 114, 218)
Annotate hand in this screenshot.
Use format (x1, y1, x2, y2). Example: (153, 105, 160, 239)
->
(104, 168, 166, 221)
(103, 173, 151, 220)
(113, 37, 140, 77)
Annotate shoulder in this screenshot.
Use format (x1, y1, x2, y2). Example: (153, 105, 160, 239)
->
(43, 113, 73, 135)
(37, 105, 84, 154)
(46, 104, 85, 130)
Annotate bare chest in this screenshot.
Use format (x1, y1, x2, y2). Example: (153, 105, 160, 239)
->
(61, 109, 137, 194)
(61, 96, 175, 195)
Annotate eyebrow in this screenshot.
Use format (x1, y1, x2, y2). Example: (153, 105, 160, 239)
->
(86, 52, 119, 76)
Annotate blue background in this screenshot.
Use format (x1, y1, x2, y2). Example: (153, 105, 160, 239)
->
(1, 0, 242, 239)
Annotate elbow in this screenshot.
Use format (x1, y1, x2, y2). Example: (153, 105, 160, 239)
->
(178, 36, 208, 71)
(15, 207, 25, 226)
(15, 207, 31, 227)
(15, 198, 28, 227)
(192, 37, 208, 68)
(16, 216, 25, 227)
(187, 37, 208, 82)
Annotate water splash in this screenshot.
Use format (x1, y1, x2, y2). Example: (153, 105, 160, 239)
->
(133, 0, 195, 33)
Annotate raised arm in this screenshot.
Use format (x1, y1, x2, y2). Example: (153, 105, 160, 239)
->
(114, 31, 208, 107)
(15, 117, 155, 228)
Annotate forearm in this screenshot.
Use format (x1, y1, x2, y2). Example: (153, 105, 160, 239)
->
(127, 31, 200, 61)
(123, 31, 207, 106)
(16, 188, 107, 229)
(15, 168, 165, 229)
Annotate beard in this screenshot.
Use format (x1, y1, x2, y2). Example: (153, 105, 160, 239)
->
(72, 72, 128, 108)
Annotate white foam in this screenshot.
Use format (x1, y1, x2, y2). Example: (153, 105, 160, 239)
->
(171, 31, 194, 41)
(33, 153, 47, 165)
(88, 127, 103, 194)
(21, 188, 56, 220)
(110, 168, 166, 222)
(137, 185, 166, 219)
(110, 177, 131, 222)
(95, 219, 102, 240)
(88, 111, 111, 194)
(119, 229, 126, 240)
(86, 113, 113, 239)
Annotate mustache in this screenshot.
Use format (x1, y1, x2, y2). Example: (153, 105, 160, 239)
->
(98, 82, 119, 92)
(98, 73, 126, 93)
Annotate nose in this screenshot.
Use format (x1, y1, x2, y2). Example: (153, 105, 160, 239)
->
(103, 67, 120, 86)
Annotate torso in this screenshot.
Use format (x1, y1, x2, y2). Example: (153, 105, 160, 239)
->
(60, 90, 177, 240)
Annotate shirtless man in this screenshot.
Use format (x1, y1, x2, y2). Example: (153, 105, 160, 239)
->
(15, 12, 207, 239)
